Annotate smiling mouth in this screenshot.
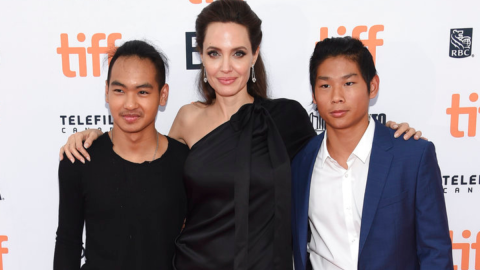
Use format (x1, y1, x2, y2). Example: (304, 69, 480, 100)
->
(121, 114, 141, 123)
(217, 77, 237, 85)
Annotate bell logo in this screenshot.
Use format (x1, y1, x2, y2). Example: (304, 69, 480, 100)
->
(450, 230, 480, 270)
(446, 93, 479, 137)
(319, 25, 384, 64)
(56, 33, 122, 78)
(0, 236, 7, 270)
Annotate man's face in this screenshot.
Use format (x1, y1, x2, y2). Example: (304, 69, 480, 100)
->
(105, 56, 168, 135)
(313, 56, 378, 132)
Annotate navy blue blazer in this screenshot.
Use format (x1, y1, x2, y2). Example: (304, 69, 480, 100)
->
(291, 120, 453, 270)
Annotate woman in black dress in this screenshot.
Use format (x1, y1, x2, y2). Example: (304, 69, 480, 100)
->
(60, 1, 422, 269)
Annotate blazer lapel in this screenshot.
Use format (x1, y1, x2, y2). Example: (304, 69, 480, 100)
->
(295, 132, 324, 269)
(358, 122, 393, 256)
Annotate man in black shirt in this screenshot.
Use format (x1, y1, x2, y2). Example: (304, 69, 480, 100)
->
(54, 40, 189, 270)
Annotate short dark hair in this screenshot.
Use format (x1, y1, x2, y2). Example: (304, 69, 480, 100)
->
(107, 40, 168, 89)
(195, 0, 267, 104)
(309, 37, 376, 93)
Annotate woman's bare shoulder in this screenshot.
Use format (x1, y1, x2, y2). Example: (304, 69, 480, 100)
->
(169, 102, 208, 144)
(176, 102, 207, 122)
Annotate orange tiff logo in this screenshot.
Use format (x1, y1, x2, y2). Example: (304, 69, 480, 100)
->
(450, 230, 480, 270)
(320, 25, 384, 64)
(0, 236, 7, 270)
(57, 33, 122, 78)
(446, 93, 479, 137)
(189, 0, 213, 3)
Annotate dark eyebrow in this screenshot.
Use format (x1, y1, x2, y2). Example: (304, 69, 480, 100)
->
(206, 46, 248, 51)
(136, 83, 154, 89)
(317, 73, 358, 81)
(111, 80, 126, 87)
(317, 76, 330, 81)
(342, 73, 358, 79)
(110, 81, 153, 89)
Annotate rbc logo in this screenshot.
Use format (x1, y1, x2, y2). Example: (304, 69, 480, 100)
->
(0, 236, 7, 270)
(57, 33, 122, 77)
(450, 28, 473, 58)
(320, 25, 384, 64)
(446, 93, 479, 137)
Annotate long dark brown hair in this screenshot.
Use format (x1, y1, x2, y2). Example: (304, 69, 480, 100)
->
(195, 0, 268, 104)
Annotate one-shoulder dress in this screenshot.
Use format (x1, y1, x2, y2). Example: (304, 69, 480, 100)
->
(174, 98, 316, 270)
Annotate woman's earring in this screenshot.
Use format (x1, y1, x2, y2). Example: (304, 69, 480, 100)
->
(251, 64, 256, 83)
(203, 69, 208, 83)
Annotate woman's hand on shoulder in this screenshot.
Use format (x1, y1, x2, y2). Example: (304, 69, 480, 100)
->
(386, 120, 426, 141)
(59, 129, 103, 163)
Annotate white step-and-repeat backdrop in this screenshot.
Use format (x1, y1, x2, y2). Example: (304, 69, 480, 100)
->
(0, 0, 478, 269)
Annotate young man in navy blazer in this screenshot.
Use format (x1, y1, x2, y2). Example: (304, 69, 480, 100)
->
(291, 37, 453, 270)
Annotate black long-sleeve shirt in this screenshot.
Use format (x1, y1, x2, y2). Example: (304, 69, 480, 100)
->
(54, 133, 188, 270)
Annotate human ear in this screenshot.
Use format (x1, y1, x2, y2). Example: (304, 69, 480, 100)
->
(105, 80, 109, 103)
(252, 46, 260, 65)
(159, 84, 169, 106)
(369, 75, 380, 99)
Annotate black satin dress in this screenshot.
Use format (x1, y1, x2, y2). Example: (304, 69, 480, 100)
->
(174, 98, 316, 270)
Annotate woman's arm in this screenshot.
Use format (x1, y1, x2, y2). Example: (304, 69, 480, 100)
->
(59, 129, 103, 163)
(53, 158, 85, 270)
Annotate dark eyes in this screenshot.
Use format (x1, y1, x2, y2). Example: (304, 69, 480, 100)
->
(234, 51, 246, 57)
(206, 50, 247, 57)
(318, 82, 354, 88)
(112, 89, 149, 95)
(207, 51, 219, 57)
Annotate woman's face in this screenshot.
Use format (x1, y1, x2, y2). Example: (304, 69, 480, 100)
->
(201, 22, 259, 99)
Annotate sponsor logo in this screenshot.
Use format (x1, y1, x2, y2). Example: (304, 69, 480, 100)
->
(450, 28, 473, 58)
(60, 114, 113, 134)
(450, 230, 480, 270)
(186, 32, 201, 70)
(446, 93, 479, 138)
(443, 174, 479, 194)
(189, 0, 213, 3)
(319, 25, 384, 63)
(57, 33, 122, 77)
(309, 109, 386, 133)
(0, 236, 7, 270)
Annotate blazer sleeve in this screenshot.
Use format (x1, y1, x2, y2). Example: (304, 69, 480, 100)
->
(53, 157, 85, 270)
(265, 99, 316, 160)
(415, 142, 453, 269)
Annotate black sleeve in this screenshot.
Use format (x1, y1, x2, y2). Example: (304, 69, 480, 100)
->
(53, 157, 84, 270)
(264, 99, 317, 160)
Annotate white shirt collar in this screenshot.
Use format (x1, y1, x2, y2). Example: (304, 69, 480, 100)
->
(319, 116, 376, 167)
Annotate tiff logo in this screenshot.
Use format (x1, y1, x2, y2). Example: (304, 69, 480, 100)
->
(189, 0, 213, 3)
(320, 25, 384, 64)
(446, 93, 479, 137)
(450, 230, 480, 270)
(57, 33, 122, 77)
(0, 236, 7, 270)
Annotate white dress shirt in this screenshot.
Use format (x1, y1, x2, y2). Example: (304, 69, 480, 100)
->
(308, 118, 375, 270)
